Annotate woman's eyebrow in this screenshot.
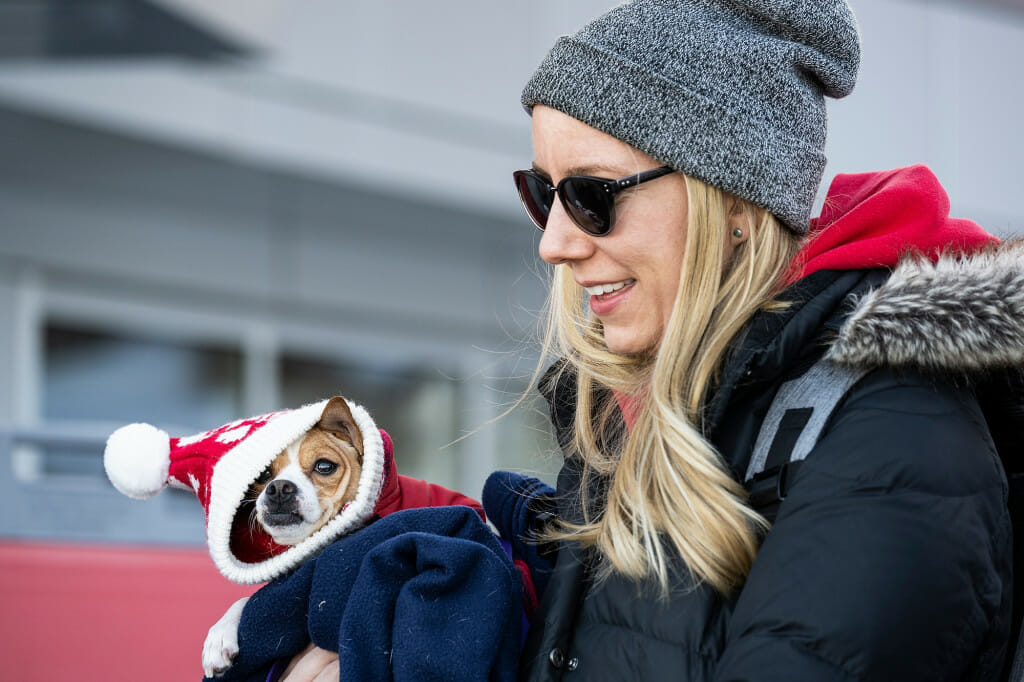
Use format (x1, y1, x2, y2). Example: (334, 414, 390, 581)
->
(566, 164, 621, 177)
(531, 162, 628, 179)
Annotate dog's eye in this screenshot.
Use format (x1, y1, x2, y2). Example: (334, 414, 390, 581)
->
(255, 467, 272, 484)
(313, 459, 338, 476)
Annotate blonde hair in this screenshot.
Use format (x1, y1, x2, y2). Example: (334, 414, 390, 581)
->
(541, 173, 802, 596)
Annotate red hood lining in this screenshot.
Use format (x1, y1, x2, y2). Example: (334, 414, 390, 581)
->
(785, 164, 997, 285)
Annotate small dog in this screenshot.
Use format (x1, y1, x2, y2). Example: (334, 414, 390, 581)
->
(202, 396, 364, 677)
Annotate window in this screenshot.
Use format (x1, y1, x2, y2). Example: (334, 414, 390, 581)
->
(41, 325, 243, 477)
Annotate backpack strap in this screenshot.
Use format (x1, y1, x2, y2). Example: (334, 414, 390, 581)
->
(744, 358, 870, 521)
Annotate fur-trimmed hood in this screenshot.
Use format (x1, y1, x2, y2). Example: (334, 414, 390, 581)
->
(828, 239, 1024, 373)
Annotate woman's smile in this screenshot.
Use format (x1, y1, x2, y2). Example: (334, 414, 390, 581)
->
(583, 279, 633, 297)
(584, 279, 635, 316)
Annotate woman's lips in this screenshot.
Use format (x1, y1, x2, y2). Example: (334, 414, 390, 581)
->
(587, 279, 635, 316)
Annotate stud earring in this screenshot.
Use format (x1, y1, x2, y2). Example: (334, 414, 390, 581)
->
(732, 227, 744, 239)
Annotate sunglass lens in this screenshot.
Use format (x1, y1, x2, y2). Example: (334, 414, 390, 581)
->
(560, 178, 612, 235)
(514, 171, 553, 230)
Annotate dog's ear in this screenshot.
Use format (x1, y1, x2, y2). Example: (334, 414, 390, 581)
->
(318, 397, 364, 460)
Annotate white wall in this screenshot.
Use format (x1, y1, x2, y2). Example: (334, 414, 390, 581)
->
(826, 0, 1024, 234)
(0, 1, 1019, 233)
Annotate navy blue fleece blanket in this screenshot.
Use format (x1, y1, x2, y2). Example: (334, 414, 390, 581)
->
(205, 506, 522, 682)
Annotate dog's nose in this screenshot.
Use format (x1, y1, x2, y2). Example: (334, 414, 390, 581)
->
(266, 480, 297, 502)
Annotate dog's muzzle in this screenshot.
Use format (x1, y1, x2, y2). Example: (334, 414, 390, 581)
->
(262, 479, 303, 525)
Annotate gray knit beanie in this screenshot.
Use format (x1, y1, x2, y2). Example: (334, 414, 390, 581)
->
(521, 0, 861, 234)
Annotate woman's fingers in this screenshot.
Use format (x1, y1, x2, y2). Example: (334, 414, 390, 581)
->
(312, 658, 340, 682)
(280, 643, 339, 682)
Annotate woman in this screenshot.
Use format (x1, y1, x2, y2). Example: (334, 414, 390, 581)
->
(484, 0, 1018, 680)
(287, 0, 1020, 679)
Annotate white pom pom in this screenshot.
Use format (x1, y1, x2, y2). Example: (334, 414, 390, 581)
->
(104, 423, 171, 499)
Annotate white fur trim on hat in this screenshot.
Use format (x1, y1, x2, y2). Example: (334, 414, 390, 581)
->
(206, 398, 386, 584)
(104, 423, 171, 499)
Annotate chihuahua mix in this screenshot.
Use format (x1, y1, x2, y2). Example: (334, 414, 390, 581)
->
(202, 396, 364, 678)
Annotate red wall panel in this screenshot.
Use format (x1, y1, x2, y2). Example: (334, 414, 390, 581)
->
(0, 541, 258, 681)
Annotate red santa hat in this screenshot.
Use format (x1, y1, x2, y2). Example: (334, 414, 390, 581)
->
(103, 398, 387, 585)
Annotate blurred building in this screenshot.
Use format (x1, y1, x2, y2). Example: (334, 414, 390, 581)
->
(0, 0, 583, 550)
(0, 0, 1021, 677)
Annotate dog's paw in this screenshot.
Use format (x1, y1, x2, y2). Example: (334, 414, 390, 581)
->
(202, 597, 248, 677)
(201, 622, 237, 675)
(202, 625, 238, 677)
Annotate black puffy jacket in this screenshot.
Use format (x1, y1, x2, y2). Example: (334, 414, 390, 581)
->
(485, 251, 1023, 681)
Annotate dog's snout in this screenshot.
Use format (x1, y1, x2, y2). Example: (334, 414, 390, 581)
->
(266, 479, 297, 501)
(259, 476, 303, 528)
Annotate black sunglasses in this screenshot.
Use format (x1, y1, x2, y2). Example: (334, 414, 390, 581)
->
(513, 165, 674, 236)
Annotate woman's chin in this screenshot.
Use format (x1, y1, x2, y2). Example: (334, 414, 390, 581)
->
(603, 329, 658, 356)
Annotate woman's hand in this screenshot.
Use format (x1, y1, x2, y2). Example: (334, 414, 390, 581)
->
(280, 643, 339, 682)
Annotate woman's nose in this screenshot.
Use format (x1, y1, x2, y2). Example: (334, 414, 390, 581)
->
(538, 202, 595, 265)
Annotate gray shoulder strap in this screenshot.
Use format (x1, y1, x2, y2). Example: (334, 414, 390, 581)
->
(744, 358, 870, 483)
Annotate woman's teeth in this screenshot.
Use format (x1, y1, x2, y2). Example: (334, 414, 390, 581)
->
(585, 280, 630, 296)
